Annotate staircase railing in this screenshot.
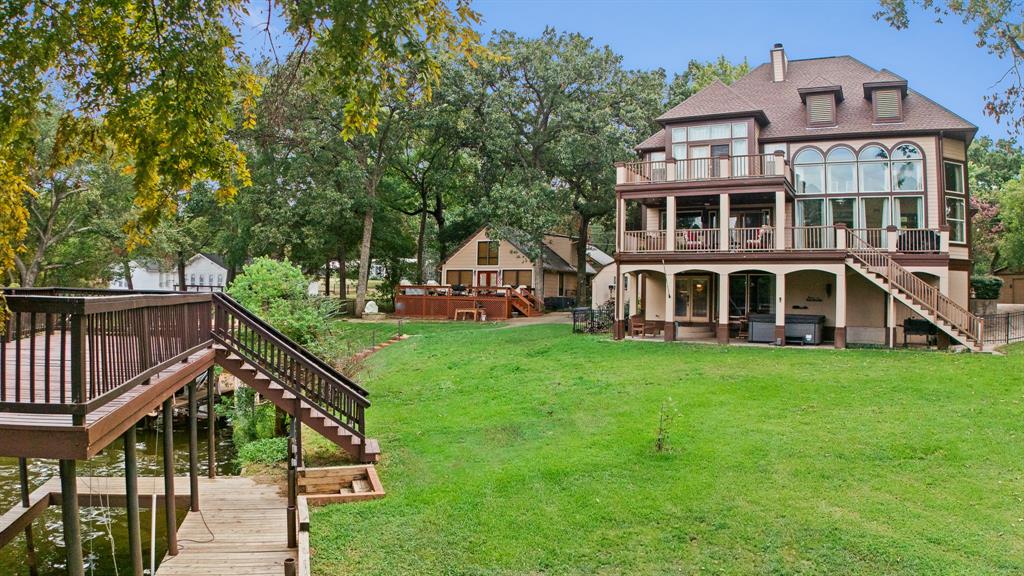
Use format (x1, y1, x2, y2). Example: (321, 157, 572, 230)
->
(510, 288, 539, 314)
(211, 293, 369, 437)
(845, 230, 983, 346)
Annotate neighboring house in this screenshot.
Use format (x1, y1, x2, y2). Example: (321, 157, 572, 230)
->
(614, 44, 982, 350)
(994, 267, 1024, 304)
(439, 228, 595, 300)
(587, 245, 617, 306)
(110, 253, 228, 292)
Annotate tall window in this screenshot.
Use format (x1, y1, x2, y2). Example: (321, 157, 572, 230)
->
(894, 197, 923, 228)
(794, 148, 824, 194)
(943, 161, 966, 243)
(858, 146, 890, 192)
(446, 269, 473, 286)
(477, 241, 499, 265)
(826, 147, 857, 193)
(891, 144, 924, 192)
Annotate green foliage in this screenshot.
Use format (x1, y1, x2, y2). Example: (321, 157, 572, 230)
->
(310, 324, 1024, 575)
(971, 275, 1004, 299)
(217, 385, 278, 448)
(667, 55, 751, 107)
(875, 0, 1024, 135)
(236, 436, 288, 467)
(228, 257, 338, 345)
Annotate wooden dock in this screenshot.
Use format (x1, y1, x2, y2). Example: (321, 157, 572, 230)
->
(0, 475, 295, 575)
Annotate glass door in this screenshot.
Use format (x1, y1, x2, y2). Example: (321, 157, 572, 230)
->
(690, 145, 710, 179)
(675, 275, 711, 322)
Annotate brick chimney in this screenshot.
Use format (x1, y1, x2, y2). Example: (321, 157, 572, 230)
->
(771, 43, 787, 82)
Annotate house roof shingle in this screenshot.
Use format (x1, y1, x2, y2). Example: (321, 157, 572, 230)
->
(638, 55, 975, 145)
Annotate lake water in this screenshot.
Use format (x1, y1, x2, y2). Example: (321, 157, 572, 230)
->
(0, 420, 237, 576)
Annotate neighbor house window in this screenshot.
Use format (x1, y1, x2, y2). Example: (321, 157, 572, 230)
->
(794, 148, 824, 194)
(503, 270, 532, 287)
(891, 144, 924, 192)
(858, 146, 890, 192)
(826, 146, 857, 193)
(946, 197, 966, 243)
(446, 269, 473, 286)
(477, 241, 499, 265)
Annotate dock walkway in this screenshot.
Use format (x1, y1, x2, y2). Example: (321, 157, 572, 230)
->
(0, 475, 295, 576)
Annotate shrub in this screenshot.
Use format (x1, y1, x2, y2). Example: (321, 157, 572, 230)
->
(971, 276, 1003, 300)
(228, 257, 338, 344)
(237, 437, 289, 467)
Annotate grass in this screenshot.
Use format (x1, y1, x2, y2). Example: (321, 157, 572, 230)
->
(309, 324, 1024, 575)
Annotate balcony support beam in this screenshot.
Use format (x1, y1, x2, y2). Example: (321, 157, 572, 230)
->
(665, 196, 676, 252)
(664, 272, 675, 342)
(719, 193, 730, 252)
(775, 191, 786, 250)
(775, 272, 786, 346)
(834, 269, 847, 349)
(717, 272, 730, 344)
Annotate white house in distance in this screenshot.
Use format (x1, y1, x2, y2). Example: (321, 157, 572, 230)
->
(110, 253, 228, 291)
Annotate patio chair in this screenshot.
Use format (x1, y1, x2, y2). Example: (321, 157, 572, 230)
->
(743, 227, 770, 250)
(629, 315, 645, 336)
(681, 230, 707, 251)
(643, 320, 662, 337)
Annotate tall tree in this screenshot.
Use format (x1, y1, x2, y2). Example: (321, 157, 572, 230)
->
(876, 0, 1024, 134)
(667, 56, 750, 108)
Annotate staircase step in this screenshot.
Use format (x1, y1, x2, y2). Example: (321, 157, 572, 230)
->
(351, 479, 371, 493)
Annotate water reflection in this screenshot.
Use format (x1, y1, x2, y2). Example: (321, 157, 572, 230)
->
(0, 421, 237, 575)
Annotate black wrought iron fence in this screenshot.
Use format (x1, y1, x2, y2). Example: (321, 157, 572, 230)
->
(572, 302, 614, 334)
(982, 311, 1024, 345)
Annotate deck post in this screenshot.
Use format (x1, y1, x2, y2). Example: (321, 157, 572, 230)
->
(124, 427, 144, 576)
(163, 397, 178, 556)
(293, 398, 303, 468)
(58, 459, 84, 576)
(69, 315, 87, 426)
(18, 458, 39, 576)
(206, 367, 217, 478)
(188, 379, 200, 511)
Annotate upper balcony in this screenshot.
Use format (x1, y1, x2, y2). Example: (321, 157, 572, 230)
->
(615, 152, 793, 192)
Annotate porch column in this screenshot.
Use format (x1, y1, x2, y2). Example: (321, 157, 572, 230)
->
(719, 193, 730, 252)
(775, 190, 786, 250)
(717, 272, 730, 344)
(664, 272, 675, 341)
(886, 293, 896, 349)
(614, 265, 625, 340)
(886, 225, 898, 253)
(775, 272, 786, 346)
(617, 196, 626, 251)
(665, 195, 676, 252)
(834, 269, 847, 349)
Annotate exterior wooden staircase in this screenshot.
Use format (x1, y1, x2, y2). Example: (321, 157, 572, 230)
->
(844, 229, 986, 352)
(510, 288, 543, 317)
(211, 293, 380, 463)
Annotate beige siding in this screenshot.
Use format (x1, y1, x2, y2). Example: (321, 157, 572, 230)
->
(592, 266, 616, 305)
(943, 137, 967, 162)
(949, 270, 969, 307)
(643, 273, 667, 321)
(543, 235, 576, 267)
(440, 228, 533, 286)
(785, 270, 837, 326)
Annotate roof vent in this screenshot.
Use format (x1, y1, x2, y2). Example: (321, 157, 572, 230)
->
(771, 44, 787, 82)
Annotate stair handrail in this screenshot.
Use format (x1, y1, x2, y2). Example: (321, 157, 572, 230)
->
(510, 287, 538, 312)
(845, 229, 983, 345)
(212, 293, 370, 399)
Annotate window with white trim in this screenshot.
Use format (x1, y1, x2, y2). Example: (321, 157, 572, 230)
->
(826, 146, 857, 193)
(794, 148, 824, 194)
(944, 161, 964, 194)
(891, 144, 923, 192)
(946, 197, 966, 243)
(858, 146, 890, 193)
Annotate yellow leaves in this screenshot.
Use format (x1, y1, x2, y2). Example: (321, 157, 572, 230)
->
(240, 71, 264, 130)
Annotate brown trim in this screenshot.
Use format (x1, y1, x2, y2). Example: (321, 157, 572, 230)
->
(618, 251, 848, 265)
(657, 110, 769, 126)
(758, 128, 975, 146)
(798, 85, 844, 103)
(863, 80, 908, 99)
(774, 325, 785, 346)
(716, 323, 729, 344)
(663, 321, 675, 342)
(617, 178, 794, 198)
(834, 326, 847, 349)
(963, 150, 972, 262)
(948, 259, 972, 272)
(614, 319, 625, 340)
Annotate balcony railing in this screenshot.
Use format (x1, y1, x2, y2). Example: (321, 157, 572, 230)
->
(619, 226, 947, 255)
(617, 153, 790, 185)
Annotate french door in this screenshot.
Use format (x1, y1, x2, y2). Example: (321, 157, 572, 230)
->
(476, 271, 497, 287)
(675, 275, 711, 323)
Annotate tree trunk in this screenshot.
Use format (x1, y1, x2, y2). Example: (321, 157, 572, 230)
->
(575, 216, 591, 307)
(432, 192, 446, 279)
(355, 202, 375, 316)
(324, 261, 331, 297)
(122, 261, 134, 290)
(415, 202, 427, 284)
(338, 248, 347, 298)
(533, 243, 545, 312)
(177, 256, 187, 291)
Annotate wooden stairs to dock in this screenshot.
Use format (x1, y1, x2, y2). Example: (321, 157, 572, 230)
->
(211, 294, 380, 463)
(844, 230, 988, 352)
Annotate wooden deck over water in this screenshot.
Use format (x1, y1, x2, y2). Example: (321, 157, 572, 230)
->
(0, 475, 295, 575)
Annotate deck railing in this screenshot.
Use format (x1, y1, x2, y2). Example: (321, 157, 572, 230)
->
(729, 227, 775, 252)
(618, 153, 790, 185)
(212, 293, 369, 438)
(675, 228, 719, 252)
(1, 290, 213, 422)
(394, 284, 538, 319)
(788, 226, 837, 250)
(623, 230, 667, 252)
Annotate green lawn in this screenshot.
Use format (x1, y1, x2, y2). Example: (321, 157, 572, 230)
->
(311, 324, 1024, 575)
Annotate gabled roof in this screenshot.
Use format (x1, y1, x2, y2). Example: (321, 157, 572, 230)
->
(656, 79, 768, 124)
(638, 55, 976, 143)
(443, 226, 595, 275)
(797, 75, 844, 102)
(586, 245, 614, 267)
(636, 129, 665, 151)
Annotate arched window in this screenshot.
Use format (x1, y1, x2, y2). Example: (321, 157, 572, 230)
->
(793, 148, 824, 194)
(826, 146, 857, 194)
(858, 145, 890, 192)
(891, 143, 924, 192)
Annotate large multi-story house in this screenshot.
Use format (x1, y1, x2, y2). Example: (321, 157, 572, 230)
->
(613, 44, 983, 350)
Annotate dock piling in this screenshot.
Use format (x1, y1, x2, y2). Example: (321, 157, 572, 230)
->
(206, 366, 216, 478)
(18, 458, 38, 576)
(162, 398, 178, 556)
(124, 427, 144, 576)
(58, 459, 84, 576)
(188, 379, 200, 512)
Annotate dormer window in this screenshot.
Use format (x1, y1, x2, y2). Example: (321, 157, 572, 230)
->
(799, 81, 843, 128)
(873, 89, 902, 122)
(806, 94, 835, 127)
